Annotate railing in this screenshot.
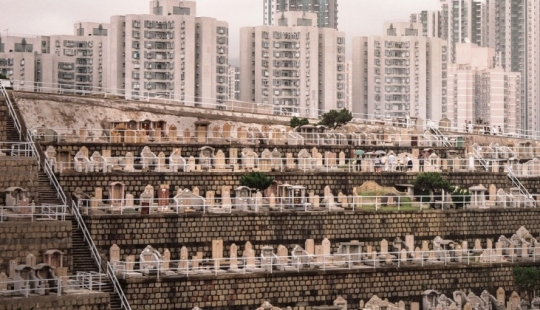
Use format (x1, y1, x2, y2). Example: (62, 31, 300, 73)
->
(505, 165, 536, 208)
(0, 141, 38, 157)
(472, 147, 489, 171)
(426, 120, 452, 148)
(71, 201, 132, 310)
(76, 192, 533, 215)
(30, 127, 464, 147)
(111, 246, 540, 280)
(53, 155, 504, 175)
(0, 80, 22, 140)
(0, 272, 108, 298)
(0, 204, 68, 222)
(107, 261, 132, 310)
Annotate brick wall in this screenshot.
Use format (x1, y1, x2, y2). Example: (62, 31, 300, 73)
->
(1, 292, 110, 310)
(0, 221, 72, 273)
(86, 209, 540, 262)
(121, 264, 528, 310)
(0, 98, 8, 141)
(59, 171, 516, 200)
(0, 157, 40, 205)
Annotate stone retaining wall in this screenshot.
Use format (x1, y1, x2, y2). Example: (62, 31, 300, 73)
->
(86, 209, 540, 261)
(60, 171, 517, 199)
(121, 264, 529, 310)
(0, 221, 72, 273)
(0, 157, 40, 205)
(0, 99, 8, 141)
(0, 292, 110, 310)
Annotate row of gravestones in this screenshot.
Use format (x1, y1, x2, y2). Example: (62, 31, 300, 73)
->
(423, 288, 539, 310)
(0, 250, 69, 297)
(108, 226, 539, 278)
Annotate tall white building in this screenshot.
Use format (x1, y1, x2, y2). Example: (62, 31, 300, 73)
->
(263, 0, 339, 29)
(352, 22, 448, 122)
(109, 0, 229, 106)
(446, 43, 521, 133)
(240, 11, 345, 117)
(0, 25, 109, 94)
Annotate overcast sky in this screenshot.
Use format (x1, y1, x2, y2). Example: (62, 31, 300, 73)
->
(0, 0, 439, 63)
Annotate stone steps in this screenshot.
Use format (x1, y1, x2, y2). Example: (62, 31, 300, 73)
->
(69, 217, 122, 310)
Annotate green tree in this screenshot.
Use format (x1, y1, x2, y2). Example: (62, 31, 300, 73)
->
(0, 73, 7, 80)
(450, 186, 471, 209)
(318, 108, 353, 129)
(289, 116, 309, 128)
(413, 172, 452, 205)
(239, 171, 273, 192)
(513, 266, 540, 300)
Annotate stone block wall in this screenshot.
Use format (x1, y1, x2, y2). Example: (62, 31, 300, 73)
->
(86, 209, 540, 262)
(0, 98, 8, 141)
(60, 171, 514, 200)
(121, 265, 526, 310)
(0, 221, 72, 273)
(0, 157, 40, 205)
(1, 292, 110, 310)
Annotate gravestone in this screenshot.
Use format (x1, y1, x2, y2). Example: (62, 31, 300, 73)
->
(25, 253, 36, 267)
(110, 244, 120, 262)
(381, 239, 389, 255)
(305, 239, 315, 255)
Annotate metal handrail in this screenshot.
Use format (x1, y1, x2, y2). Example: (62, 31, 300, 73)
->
(71, 201, 132, 310)
(426, 120, 452, 148)
(0, 80, 22, 140)
(505, 165, 536, 208)
(472, 148, 489, 171)
(107, 262, 132, 310)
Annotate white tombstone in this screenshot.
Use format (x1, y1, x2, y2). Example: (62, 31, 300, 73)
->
(110, 244, 121, 262)
(229, 243, 239, 271)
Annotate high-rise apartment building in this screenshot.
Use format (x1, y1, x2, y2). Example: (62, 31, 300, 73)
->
(446, 43, 521, 133)
(240, 11, 345, 117)
(352, 22, 448, 121)
(0, 36, 40, 90)
(0, 23, 109, 94)
(263, 0, 338, 29)
(109, 0, 229, 106)
(413, 0, 487, 63)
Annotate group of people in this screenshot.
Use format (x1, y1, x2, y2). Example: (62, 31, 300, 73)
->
(465, 121, 503, 135)
(355, 152, 417, 172)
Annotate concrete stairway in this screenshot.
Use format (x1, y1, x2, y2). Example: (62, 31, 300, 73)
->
(70, 218, 123, 310)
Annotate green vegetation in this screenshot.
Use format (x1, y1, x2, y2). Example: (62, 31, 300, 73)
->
(413, 172, 452, 204)
(239, 171, 273, 192)
(450, 186, 471, 209)
(318, 108, 353, 129)
(289, 116, 310, 128)
(513, 266, 540, 300)
(0, 73, 8, 80)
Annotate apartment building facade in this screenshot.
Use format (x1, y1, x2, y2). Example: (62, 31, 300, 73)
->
(109, 0, 229, 106)
(352, 22, 448, 122)
(263, 0, 338, 29)
(240, 11, 345, 118)
(446, 44, 520, 133)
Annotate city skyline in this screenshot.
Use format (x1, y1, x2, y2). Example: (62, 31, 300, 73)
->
(0, 0, 440, 62)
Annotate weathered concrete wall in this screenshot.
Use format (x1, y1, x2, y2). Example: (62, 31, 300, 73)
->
(120, 264, 527, 310)
(0, 97, 8, 141)
(1, 292, 110, 310)
(0, 221, 72, 273)
(86, 209, 540, 261)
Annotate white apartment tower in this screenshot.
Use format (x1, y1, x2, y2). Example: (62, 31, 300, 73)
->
(263, 0, 339, 29)
(240, 11, 345, 117)
(0, 23, 109, 94)
(446, 43, 521, 133)
(352, 22, 448, 122)
(0, 36, 40, 90)
(109, 0, 229, 106)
